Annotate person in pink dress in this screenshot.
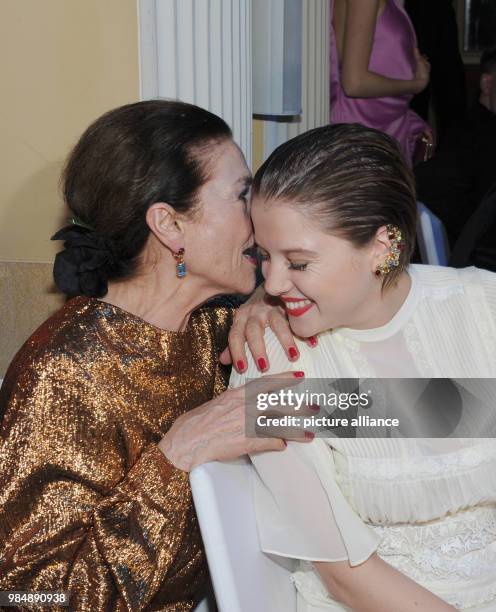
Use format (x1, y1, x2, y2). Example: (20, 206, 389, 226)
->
(330, 0, 431, 165)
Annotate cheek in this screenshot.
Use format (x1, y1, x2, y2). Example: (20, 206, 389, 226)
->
(349, 252, 373, 282)
(306, 260, 366, 310)
(202, 207, 249, 249)
(218, 211, 252, 269)
(225, 206, 251, 237)
(323, 267, 371, 313)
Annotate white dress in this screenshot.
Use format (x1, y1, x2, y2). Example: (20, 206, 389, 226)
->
(230, 265, 496, 611)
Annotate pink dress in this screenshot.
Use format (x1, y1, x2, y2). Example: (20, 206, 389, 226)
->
(330, 0, 428, 164)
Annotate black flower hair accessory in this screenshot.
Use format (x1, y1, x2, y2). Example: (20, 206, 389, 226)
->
(51, 218, 116, 298)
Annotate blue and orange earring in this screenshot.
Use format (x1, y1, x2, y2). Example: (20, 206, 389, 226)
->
(173, 248, 186, 278)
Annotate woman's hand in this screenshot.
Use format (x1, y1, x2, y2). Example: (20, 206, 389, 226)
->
(219, 285, 318, 373)
(412, 47, 431, 94)
(158, 371, 316, 472)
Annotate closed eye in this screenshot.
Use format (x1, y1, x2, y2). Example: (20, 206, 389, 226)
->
(289, 262, 308, 271)
(257, 248, 308, 271)
(239, 186, 251, 211)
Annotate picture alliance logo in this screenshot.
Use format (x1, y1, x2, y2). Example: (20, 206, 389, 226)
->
(256, 389, 372, 411)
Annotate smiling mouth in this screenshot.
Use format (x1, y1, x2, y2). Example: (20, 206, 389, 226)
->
(242, 245, 258, 266)
(282, 298, 315, 317)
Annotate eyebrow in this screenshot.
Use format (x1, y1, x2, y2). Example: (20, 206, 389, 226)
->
(283, 249, 318, 257)
(236, 176, 252, 188)
(258, 245, 319, 257)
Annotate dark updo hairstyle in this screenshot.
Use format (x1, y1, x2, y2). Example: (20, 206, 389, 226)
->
(252, 123, 417, 288)
(53, 100, 232, 297)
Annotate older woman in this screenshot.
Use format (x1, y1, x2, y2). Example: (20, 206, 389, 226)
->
(231, 124, 496, 610)
(0, 100, 311, 611)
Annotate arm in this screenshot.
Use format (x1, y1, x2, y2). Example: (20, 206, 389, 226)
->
(229, 333, 456, 609)
(339, 0, 429, 98)
(0, 361, 199, 611)
(314, 554, 457, 611)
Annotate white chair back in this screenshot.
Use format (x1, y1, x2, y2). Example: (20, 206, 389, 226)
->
(193, 598, 212, 612)
(190, 457, 297, 612)
(417, 202, 450, 265)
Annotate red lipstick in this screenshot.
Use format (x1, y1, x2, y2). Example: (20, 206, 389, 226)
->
(281, 297, 315, 318)
(286, 303, 314, 317)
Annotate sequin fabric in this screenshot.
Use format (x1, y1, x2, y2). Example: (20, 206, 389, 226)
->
(0, 296, 234, 611)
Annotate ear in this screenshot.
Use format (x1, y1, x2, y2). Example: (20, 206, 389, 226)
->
(371, 225, 391, 272)
(480, 73, 493, 97)
(145, 202, 185, 252)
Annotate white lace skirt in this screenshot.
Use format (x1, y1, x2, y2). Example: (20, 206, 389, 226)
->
(291, 504, 496, 611)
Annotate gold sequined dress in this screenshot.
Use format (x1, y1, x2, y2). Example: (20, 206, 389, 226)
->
(0, 296, 234, 611)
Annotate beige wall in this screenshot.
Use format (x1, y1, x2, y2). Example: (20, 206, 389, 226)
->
(0, 0, 140, 376)
(252, 119, 265, 172)
(0, 263, 65, 376)
(0, 0, 140, 263)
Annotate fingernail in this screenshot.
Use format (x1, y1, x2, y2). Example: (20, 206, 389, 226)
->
(305, 431, 315, 440)
(288, 346, 298, 360)
(236, 360, 245, 372)
(308, 336, 318, 347)
(283, 439, 287, 447)
(257, 357, 268, 371)
(293, 371, 305, 378)
(309, 404, 320, 412)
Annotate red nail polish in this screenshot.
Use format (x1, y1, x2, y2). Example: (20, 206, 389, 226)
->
(309, 404, 320, 412)
(288, 346, 298, 359)
(293, 371, 305, 378)
(257, 357, 267, 371)
(305, 431, 315, 440)
(308, 336, 318, 347)
(236, 360, 245, 372)
(283, 439, 287, 447)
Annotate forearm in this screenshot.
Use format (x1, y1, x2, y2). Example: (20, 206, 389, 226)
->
(91, 446, 196, 607)
(1, 446, 196, 611)
(342, 70, 421, 98)
(314, 554, 457, 612)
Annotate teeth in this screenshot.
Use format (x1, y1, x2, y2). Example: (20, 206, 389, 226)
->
(285, 300, 311, 310)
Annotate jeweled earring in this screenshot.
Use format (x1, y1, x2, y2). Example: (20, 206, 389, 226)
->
(375, 225, 404, 277)
(173, 248, 186, 278)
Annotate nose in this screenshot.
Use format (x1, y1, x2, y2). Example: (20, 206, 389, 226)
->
(262, 262, 293, 296)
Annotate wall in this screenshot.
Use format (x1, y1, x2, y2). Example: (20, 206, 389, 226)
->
(0, 0, 140, 263)
(252, 119, 265, 171)
(0, 0, 140, 375)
